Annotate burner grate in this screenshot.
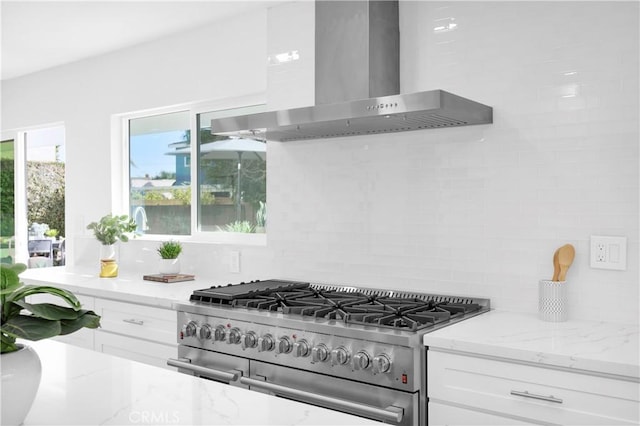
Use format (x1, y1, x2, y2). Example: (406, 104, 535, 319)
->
(190, 280, 488, 332)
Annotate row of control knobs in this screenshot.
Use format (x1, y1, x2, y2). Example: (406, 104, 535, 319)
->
(182, 322, 391, 374)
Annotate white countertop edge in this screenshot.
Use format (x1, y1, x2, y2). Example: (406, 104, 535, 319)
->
(423, 310, 639, 380)
(19, 266, 206, 309)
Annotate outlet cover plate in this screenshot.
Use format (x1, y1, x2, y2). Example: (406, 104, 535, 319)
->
(590, 235, 627, 271)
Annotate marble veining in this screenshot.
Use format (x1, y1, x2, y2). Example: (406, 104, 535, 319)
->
(24, 340, 374, 425)
(423, 310, 639, 379)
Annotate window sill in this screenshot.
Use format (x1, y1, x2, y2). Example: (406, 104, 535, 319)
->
(134, 232, 267, 247)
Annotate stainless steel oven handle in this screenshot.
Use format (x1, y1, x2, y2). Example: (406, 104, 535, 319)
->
(240, 377, 404, 423)
(167, 358, 240, 383)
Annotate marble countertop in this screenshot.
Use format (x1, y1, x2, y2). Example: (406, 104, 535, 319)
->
(21, 267, 639, 381)
(24, 340, 375, 425)
(423, 310, 639, 379)
(19, 266, 208, 309)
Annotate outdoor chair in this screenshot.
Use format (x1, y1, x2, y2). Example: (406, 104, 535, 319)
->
(28, 239, 53, 268)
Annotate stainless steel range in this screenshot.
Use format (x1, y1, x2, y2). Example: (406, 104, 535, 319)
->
(170, 280, 490, 426)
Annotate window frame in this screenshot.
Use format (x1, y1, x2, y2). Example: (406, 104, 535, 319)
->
(114, 94, 267, 245)
(1, 122, 66, 264)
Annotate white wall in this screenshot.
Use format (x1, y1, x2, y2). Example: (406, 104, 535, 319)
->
(2, 1, 638, 324)
(2, 8, 268, 267)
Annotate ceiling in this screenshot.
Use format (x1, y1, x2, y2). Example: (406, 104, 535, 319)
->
(1, 0, 281, 81)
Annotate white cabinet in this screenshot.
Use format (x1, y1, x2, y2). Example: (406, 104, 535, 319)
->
(428, 402, 531, 425)
(428, 349, 639, 425)
(94, 331, 176, 369)
(28, 292, 179, 369)
(93, 298, 177, 369)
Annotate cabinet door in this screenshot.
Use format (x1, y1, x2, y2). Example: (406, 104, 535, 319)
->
(429, 401, 533, 426)
(428, 350, 639, 425)
(95, 332, 176, 370)
(26, 293, 95, 350)
(94, 298, 177, 345)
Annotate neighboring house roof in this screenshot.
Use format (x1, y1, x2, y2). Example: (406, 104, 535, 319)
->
(131, 178, 176, 188)
(168, 140, 189, 149)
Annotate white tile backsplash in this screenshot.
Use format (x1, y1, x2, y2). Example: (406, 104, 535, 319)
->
(263, 1, 639, 323)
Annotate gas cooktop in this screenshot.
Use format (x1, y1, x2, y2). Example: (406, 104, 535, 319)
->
(190, 279, 488, 332)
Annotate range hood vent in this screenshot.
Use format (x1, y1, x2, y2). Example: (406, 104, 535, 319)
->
(212, 1, 492, 142)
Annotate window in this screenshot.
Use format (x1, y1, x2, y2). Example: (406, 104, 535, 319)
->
(1, 124, 66, 265)
(128, 111, 191, 235)
(197, 109, 266, 234)
(0, 139, 15, 264)
(125, 103, 266, 238)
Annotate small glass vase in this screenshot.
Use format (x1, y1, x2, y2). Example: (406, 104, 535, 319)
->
(99, 244, 119, 278)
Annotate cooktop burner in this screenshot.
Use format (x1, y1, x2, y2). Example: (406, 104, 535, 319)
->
(190, 280, 485, 332)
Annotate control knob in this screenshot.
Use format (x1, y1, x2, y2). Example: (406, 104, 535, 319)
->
(240, 331, 258, 350)
(372, 354, 392, 374)
(275, 336, 292, 354)
(182, 321, 197, 337)
(292, 339, 310, 358)
(213, 325, 226, 341)
(311, 344, 329, 363)
(257, 334, 275, 352)
(197, 324, 212, 340)
(227, 327, 241, 344)
(330, 346, 350, 366)
(353, 351, 371, 370)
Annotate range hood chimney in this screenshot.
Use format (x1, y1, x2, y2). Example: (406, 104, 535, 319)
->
(211, 1, 493, 142)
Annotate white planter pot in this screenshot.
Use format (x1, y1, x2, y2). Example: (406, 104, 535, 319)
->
(159, 258, 180, 275)
(1, 344, 42, 425)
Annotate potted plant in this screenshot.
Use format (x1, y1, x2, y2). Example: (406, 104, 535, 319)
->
(157, 240, 182, 275)
(1, 263, 101, 425)
(86, 214, 137, 278)
(44, 229, 59, 240)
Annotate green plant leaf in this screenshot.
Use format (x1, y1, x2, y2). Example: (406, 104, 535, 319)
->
(2, 301, 24, 323)
(59, 310, 101, 335)
(13, 301, 81, 320)
(0, 264, 102, 354)
(157, 240, 182, 259)
(5, 263, 27, 275)
(6, 285, 81, 310)
(0, 266, 21, 294)
(1, 333, 18, 353)
(87, 214, 137, 245)
(2, 315, 62, 341)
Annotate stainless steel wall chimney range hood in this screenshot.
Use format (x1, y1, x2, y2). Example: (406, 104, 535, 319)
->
(211, 1, 493, 142)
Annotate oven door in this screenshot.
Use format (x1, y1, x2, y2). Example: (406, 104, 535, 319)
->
(243, 360, 419, 426)
(168, 346, 248, 387)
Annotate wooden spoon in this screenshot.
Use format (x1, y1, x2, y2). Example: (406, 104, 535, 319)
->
(552, 248, 560, 281)
(557, 244, 575, 282)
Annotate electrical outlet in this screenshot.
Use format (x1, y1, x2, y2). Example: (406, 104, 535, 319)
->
(229, 251, 240, 273)
(590, 236, 627, 271)
(595, 243, 606, 262)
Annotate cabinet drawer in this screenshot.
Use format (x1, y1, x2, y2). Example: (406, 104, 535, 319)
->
(94, 298, 176, 345)
(95, 331, 176, 370)
(429, 401, 531, 425)
(428, 349, 639, 425)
